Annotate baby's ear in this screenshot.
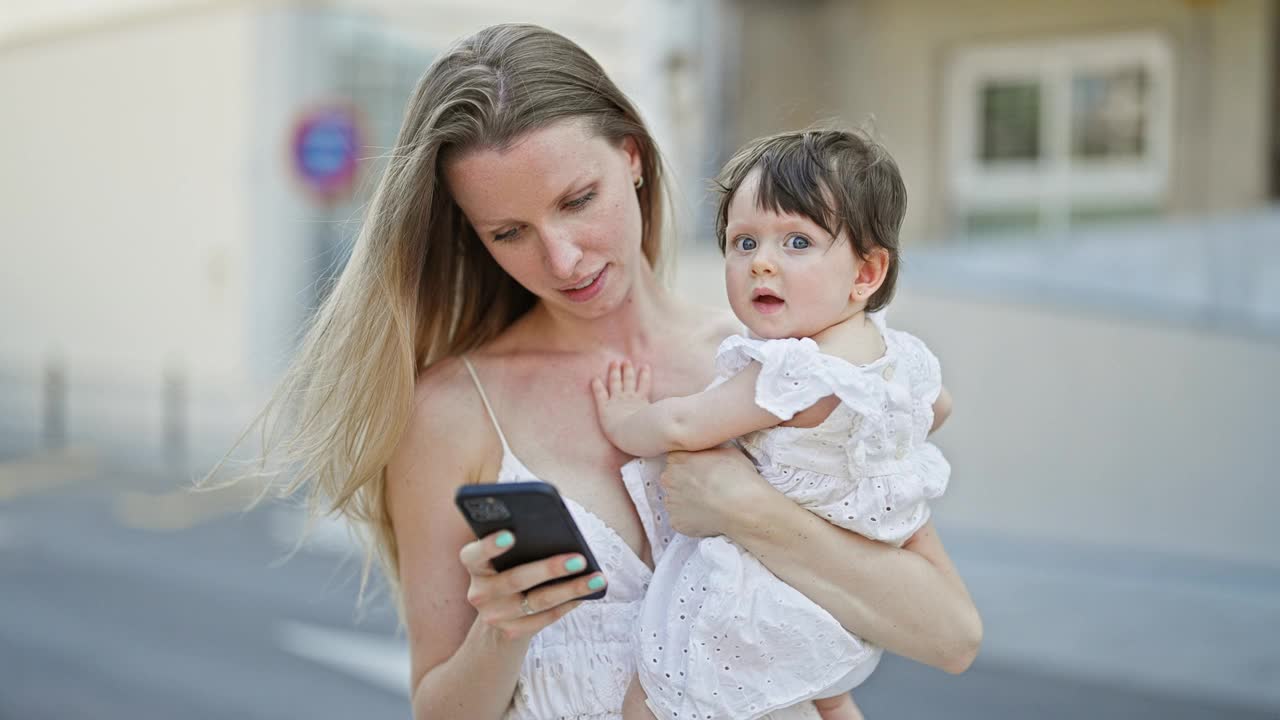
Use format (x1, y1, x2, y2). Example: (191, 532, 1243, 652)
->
(851, 247, 890, 300)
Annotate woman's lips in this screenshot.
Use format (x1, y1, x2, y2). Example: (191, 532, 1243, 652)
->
(561, 265, 608, 303)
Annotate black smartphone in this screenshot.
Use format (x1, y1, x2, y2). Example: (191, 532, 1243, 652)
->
(455, 481, 606, 600)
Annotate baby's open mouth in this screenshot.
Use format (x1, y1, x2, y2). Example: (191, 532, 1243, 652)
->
(751, 289, 785, 313)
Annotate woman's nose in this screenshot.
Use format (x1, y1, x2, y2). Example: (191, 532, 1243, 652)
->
(543, 228, 584, 279)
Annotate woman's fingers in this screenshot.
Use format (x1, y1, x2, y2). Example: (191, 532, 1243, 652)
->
(464, 540, 605, 602)
(501, 597, 584, 637)
(499, 553, 598, 596)
(464, 543, 607, 639)
(513, 569, 607, 618)
(458, 529, 516, 576)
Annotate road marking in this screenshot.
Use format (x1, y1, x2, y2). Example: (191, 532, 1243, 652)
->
(275, 620, 409, 695)
(269, 507, 361, 555)
(112, 477, 269, 531)
(0, 447, 98, 501)
(0, 512, 17, 549)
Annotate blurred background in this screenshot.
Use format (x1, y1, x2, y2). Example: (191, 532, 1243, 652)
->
(1, 0, 1278, 718)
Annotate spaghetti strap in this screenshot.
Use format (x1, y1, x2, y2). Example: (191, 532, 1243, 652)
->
(460, 355, 514, 456)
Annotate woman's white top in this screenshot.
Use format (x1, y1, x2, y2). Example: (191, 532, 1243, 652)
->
(462, 358, 822, 720)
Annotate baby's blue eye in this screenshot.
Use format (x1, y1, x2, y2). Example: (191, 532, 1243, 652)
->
(784, 235, 811, 250)
(734, 236, 757, 251)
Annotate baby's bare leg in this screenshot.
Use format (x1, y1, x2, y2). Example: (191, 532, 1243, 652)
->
(622, 674, 658, 720)
(813, 692, 866, 720)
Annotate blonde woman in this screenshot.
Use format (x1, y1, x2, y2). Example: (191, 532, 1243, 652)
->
(241, 23, 981, 720)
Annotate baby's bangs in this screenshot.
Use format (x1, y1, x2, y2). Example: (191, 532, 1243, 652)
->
(749, 141, 843, 240)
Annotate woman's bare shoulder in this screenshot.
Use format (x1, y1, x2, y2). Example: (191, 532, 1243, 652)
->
(414, 354, 475, 404)
(411, 356, 480, 431)
(391, 355, 497, 490)
(680, 302, 743, 346)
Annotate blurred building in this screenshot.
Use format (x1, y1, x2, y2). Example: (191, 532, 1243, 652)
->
(720, 0, 1278, 246)
(680, 0, 1280, 571)
(3, 0, 1277, 464)
(0, 0, 713, 453)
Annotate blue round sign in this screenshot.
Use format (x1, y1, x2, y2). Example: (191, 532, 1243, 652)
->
(292, 106, 361, 204)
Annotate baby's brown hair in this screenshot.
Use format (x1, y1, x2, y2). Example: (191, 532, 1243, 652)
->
(714, 128, 906, 313)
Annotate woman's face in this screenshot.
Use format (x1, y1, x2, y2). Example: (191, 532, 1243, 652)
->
(444, 118, 645, 320)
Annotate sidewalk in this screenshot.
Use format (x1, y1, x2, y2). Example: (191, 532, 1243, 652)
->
(943, 528, 1280, 714)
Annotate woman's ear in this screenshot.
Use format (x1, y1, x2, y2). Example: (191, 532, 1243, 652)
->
(852, 247, 890, 301)
(621, 135, 643, 182)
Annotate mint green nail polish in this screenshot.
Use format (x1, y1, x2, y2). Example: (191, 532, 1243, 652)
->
(565, 557, 586, 572)
(588, 576, 606, 591)
(495, 531, 514, 548)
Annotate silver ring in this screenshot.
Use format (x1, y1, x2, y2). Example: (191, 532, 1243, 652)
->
(520, 593, 536, 616)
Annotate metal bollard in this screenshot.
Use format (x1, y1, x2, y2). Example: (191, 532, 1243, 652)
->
(42, 355, 67, 451)
(162, 362, 188, 471)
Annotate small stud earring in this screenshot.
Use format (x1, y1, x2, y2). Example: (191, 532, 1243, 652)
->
(634, 176, 644, 190)
(857, 288, 865, 296)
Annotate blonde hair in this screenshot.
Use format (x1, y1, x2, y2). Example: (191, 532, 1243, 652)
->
(214, 24, 670, 604)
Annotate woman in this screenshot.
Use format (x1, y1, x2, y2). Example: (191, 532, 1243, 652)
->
(247, 23, 980, 720)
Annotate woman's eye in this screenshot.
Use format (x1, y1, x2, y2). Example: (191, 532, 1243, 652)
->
(494, 226, 521, 242)
(565, 191, 596, 211)
(734, 236, 757, 251)
(784, 235, 811, 250)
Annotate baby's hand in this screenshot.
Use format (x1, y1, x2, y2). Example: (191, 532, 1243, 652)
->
(591, 360, 652, 446)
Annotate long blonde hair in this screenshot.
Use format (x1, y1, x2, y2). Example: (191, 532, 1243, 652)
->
(219, 24, 670, 602)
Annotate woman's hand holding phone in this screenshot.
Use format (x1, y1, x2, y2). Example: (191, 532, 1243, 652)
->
(458, 530, 608, 642)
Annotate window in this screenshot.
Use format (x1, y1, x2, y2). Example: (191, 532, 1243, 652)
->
(980, 80, 1041, 163)
(946, 32, 1173, 237)
(329, 20, 433, 211)
(306, 13, 433, 306)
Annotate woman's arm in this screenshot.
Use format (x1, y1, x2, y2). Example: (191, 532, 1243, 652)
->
(390, 362, 605, 720)
(592, 360, 781, 456)
(659, 448, 982, 673)
(931, 385, 953, 434)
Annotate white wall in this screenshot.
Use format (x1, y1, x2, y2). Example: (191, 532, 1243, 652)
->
(0, 0, 207, 44)
(0, 0, 716, 460)
(0, 3, 255, 385)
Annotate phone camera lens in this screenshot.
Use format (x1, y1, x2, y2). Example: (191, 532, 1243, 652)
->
(464, 497, 510, 522)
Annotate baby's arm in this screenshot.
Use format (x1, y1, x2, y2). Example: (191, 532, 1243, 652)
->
(930, 385, 953, 434)
(591, 360, 785, 457)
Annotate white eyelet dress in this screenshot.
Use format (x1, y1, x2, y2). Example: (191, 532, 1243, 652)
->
(634, 326, 951, 720)
(462, 359, 823, 720)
